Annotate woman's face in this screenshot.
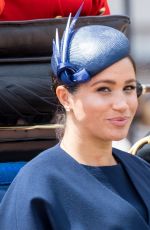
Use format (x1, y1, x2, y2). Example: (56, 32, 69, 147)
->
(68, 57, 138, 141)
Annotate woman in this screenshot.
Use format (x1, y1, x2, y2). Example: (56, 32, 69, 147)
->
(0, 8, 150, 230)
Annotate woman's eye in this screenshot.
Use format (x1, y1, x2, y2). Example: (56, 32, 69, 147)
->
(96, 87, 111, 93)
(124, 85, 136, 92)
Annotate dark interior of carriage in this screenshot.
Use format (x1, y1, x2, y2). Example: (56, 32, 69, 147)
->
(0, 15, 149, 202)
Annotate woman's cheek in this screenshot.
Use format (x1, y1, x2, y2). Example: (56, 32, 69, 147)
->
(72, 100, 87, 121)
(130, 95, 138, 115)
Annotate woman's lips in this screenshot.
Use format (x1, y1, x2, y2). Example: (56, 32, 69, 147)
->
(107, 117, 130, 127)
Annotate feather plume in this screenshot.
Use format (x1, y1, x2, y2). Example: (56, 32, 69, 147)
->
(60, 3, 84, 63)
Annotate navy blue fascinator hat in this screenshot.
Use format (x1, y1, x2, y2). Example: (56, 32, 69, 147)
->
(51, 4, 130, 86)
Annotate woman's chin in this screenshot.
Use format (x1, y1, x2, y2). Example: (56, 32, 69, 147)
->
(108, 131, 128, 141)
(112, 136, 127, 141)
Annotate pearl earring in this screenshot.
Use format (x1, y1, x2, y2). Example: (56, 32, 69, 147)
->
(65, 107, 70, 112)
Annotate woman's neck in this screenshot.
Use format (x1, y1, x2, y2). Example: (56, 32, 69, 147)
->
(60, 129, 117, 167)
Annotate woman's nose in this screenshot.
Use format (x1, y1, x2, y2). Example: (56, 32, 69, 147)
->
(112, 94, 129, 112)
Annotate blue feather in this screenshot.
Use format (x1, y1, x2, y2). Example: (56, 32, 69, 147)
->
(62, 13, 72, 63)
(60, 3, 84, 63)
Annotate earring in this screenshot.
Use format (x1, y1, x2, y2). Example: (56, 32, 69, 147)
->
(65, 107, 70, 112)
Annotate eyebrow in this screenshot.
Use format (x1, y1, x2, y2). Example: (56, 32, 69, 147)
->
(91, 79, 136, 87)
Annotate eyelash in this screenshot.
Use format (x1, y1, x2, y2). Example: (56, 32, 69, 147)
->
(124, 85, 136, 92)
(96, 87, 110, 92)
(96, 85, 136, 93)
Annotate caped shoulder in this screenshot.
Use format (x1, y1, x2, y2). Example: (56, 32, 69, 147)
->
(16, 144, 64, 178)
(113, 147, 150, 170)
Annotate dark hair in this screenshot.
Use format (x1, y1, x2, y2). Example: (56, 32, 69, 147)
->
(128, 55, 136, 73)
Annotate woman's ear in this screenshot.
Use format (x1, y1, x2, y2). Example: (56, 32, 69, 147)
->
(56, 86, 71, 111)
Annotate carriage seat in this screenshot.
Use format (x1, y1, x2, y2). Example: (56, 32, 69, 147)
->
(0, 161, 26, 202)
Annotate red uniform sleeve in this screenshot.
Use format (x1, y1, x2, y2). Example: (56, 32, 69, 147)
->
(0, 0, 110, 21)
(59, 0, 110, 17)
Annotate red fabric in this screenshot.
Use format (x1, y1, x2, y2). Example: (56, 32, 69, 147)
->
(0, 0, 5, 14)
(0, 0, 110, 21)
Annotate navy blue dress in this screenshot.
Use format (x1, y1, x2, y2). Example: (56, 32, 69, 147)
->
(83, 163, 148, 223)
(0, 144, 150, 229)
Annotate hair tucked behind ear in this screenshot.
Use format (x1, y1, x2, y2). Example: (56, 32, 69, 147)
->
(51, 73, 71, 141)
